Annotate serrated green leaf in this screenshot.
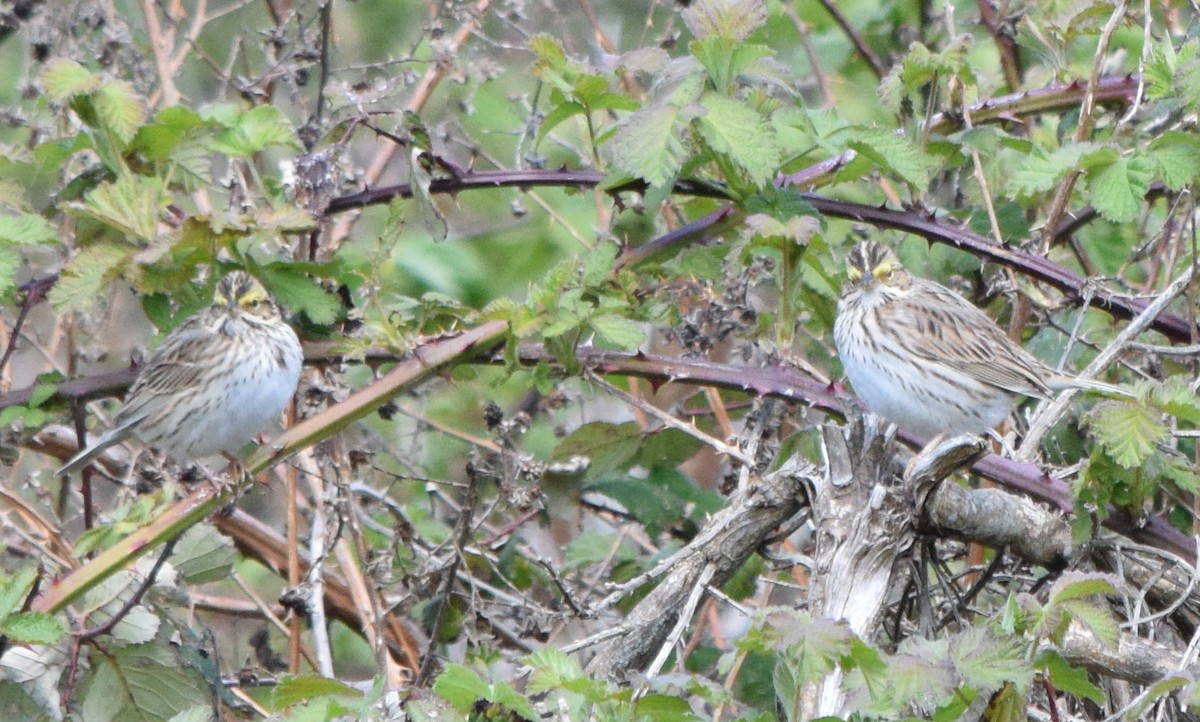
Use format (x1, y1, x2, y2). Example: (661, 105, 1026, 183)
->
(552, 421, 641, 478)
(743, 212, 820, 246)
(1162, 457, 1200, 494)
(267, 674, 363, 711)
(589, 313, 644, 349)
(695, 92, 780, 187)
(258, 266, 342, 325)
(681, 0, 767, 41)
(76, 175, 170, 242)
(538, 100, 587, 142)
(1041, 651, 1104, 704)
(634, 694, 701, 722)
(1177, 54, 1200, 113)
(430, 664, 535, 720)
(1007, 143, 1095, 198)
(210, 105, 301, 157)
(529, 34, 568, 76)
(50, 243, 129, 312)
(585, 477, 684, 537)
(41, 58, 98, 101)
(1087, 403, 1165, 468)
(581, 242, 618, 286)
(94, 80, 146, 145)
(1086, 154, 1155, 223)
(171, 524, 237, 584)
(1063, 600, 1120, 647)
(1149, 131, 1200, 190)
(432, 664, 489, 713)
(81, 636, 209, 721)
(606, 102, 691, 187)
(847, 127, 932, 189)
(1146, 377, 1200, 423)
(1144, 41, 1177, 100)
(0, 609, 65, 642)
(950, 626, 1031, 693)
(0, 568, 37, 621)
(0, 213, 58, 245)
(0, 246, 19, 297)
(525, 648, 585, 693)
(1048, 573, 1117, 605)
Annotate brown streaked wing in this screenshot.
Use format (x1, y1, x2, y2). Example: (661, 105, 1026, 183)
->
(115, 311, 225, 421)
(887, 279, 1054, 398)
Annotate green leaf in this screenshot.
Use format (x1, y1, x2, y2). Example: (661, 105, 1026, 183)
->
(1048, 573, 1117, 605)
(171, 524, 238, 585)
(538, 100, 587, 142)
(49, 243, 129, 312)
(1085, 154, 1155, 223)
(585, 476, 685, 537)
(589, 313, 645, 350)
(1087, 403, 1165, 468)
(874, 638, 957, 711)
(431, 664, 535, 720)
(1040, 651, 1103, 704)
(606, 101, 693, 187)
(0, 213, 59, 246)
(433, 664, 490, 713)
(75, 175, 170, 243)
(681, 0, 767, 42)
(28, 380, 60, 409)
(847, 127, 932, 189)
(267, 674, 363, 711)
(1148, 131, 1200, 190)
(950, 626, 1031, 693)
(0, 680, 48, 722)
(1147, 376, 1200, 424)
(636, 428, 705, 470)
(1063, 599, 1120, 647)
(552, 421, 643, 479)
(743, 186, 819, 223)
(80, 636, 210, 721)
(133, 106, 208, 158)
(209, 105, 302, 157)
(165, 707, 218, 722)
(258, 265, 342, 325)
(634, 694, 702, 722)
(94, 80, 146, 145)
(529, 34, 569, 77)
(1007, 143, 1095, 198)
(0, 246, 20, 297)
(1, 612, 66, 645)
(0, 567, 38, 621)
(525, 648, 586, 692)
(41, 58, 98, 101)
(562, 530, 638, 570)
(695, 92, 780, 187)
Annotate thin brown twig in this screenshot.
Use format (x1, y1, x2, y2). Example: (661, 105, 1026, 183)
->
(79, 538, 179, 639)
(1039, 1, 1131, 251)
(815, 0, 885, 79)
(976, 0, 1021, 90)
(780, 0, 832, 105)
(414, 459, 482, 686)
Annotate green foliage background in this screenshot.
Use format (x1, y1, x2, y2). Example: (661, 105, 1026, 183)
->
(1, 0, 1199, 720)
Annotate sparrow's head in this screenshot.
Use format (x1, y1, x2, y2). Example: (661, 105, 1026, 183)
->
(214, 271, 279, 320)
(844, 241, 911, 293)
